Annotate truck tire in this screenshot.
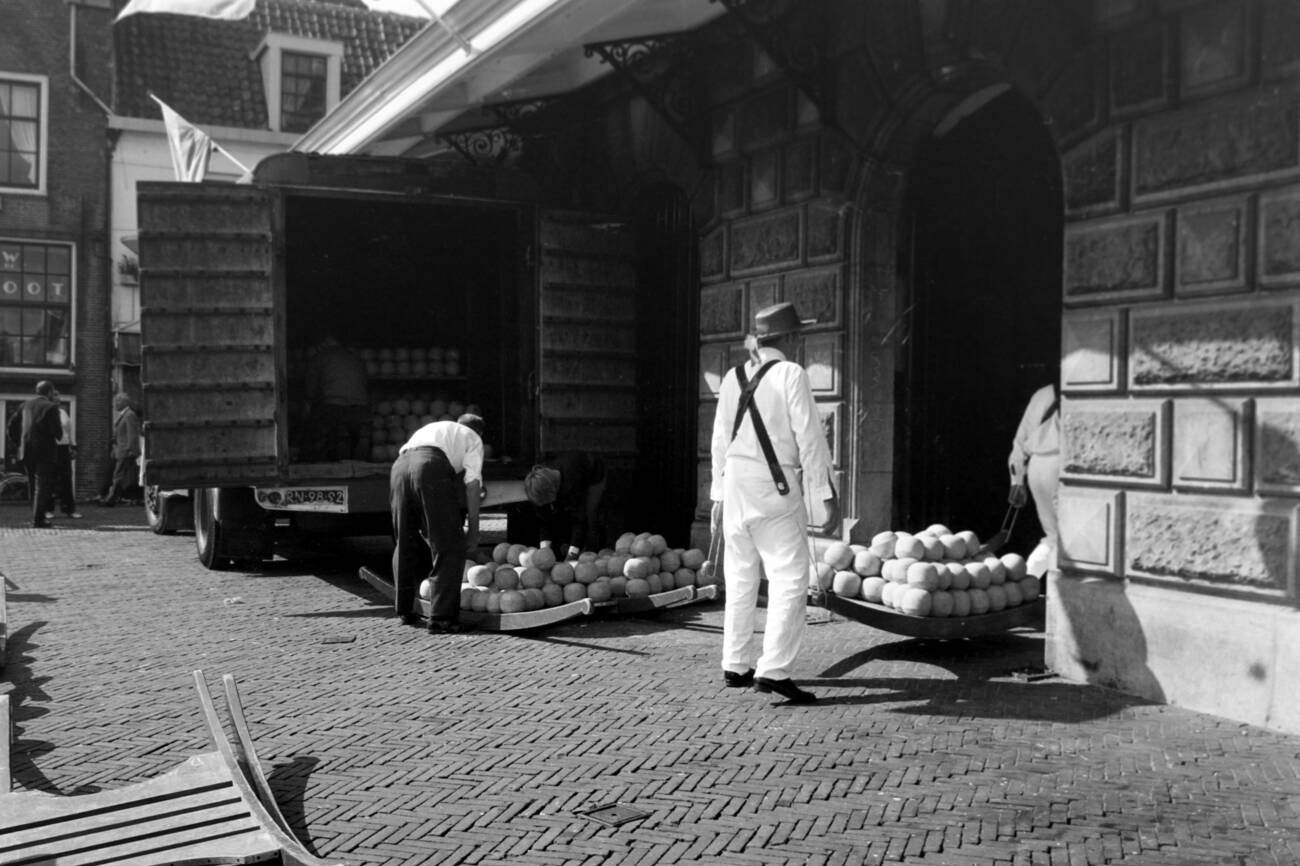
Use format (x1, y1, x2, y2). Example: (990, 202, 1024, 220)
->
(193, 487, 230, 569)
(193, 487, 273, 570)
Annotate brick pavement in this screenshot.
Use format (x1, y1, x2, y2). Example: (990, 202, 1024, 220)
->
(2, 503, 1299, 865)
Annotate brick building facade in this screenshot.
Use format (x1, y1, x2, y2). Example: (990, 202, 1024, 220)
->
(0, 0, 115, 501)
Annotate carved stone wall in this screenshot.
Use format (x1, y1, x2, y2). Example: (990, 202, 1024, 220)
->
(694, 64, 851, 525)
(1057, 1, 1300, 603)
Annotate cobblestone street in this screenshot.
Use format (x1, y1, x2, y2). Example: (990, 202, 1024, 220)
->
(2, 503, 1299, 865)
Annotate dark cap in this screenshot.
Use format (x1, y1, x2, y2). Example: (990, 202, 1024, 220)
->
(754, 302, 814, 339)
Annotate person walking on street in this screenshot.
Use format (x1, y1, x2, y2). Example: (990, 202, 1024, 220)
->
(48, 390, 81, 520)
(709, 302, 838, 704)
(1008, 383, 1061, 577)
(18, 381, 62, 528)
(99, 394, 141, 506)
(390, 414, 485, 634)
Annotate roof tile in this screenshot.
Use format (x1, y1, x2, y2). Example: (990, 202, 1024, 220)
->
(114, 0, 424, 129)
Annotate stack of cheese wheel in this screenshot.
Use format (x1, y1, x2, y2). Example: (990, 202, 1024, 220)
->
(819, 523, 1040, 617)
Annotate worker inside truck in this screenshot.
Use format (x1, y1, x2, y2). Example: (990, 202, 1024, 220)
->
(303, 333, 371, 461)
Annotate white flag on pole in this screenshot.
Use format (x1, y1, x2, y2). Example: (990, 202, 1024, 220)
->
(151, 94, 213, 182)
(116, 0, 255, 22)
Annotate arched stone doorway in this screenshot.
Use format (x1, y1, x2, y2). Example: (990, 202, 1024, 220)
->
(889, 86, 1063, 548)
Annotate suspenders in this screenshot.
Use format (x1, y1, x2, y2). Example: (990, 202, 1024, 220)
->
(730, 361, 790, 496)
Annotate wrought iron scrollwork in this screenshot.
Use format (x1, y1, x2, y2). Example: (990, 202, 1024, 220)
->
(584, 31, 703, 159)
(438, 126, 523, 166)
(711, 0, 831, 122)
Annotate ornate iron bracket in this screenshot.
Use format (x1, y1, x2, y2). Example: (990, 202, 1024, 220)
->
(438, 126, 523, 166)
(484, 95, 572, 133)
(711, 0, 833, 124)
(584, 31, 703, 160)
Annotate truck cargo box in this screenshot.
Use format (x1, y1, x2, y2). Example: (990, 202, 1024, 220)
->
(136, 171, 665, 569)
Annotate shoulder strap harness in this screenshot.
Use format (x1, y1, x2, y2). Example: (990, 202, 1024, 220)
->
(730, 361, 790, 496)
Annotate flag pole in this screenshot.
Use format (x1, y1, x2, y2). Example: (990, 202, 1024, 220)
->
(411, 0, 473, 55)
(210, 140, 251, 174)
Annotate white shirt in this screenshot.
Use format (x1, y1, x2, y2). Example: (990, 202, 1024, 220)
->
(1008, 384, 1060, 485)
(709, 347, 834, 502)
(400, 421, 483, 486)
(57, 408, 73, 446)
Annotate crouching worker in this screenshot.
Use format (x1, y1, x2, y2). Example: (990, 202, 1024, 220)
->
(390, 413, 484, 634)
(522, 450, 606, 561)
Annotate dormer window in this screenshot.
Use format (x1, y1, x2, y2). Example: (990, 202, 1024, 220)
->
(253, 35, 343, 134)
(281, 52, 328, 133)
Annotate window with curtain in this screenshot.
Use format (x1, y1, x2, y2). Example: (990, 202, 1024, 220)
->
(0, 241, 72, 368)
(0, 78, 40, 190)
(280, 51, 328, 133)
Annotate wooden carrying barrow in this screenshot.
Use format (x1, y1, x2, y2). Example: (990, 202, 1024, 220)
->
(0, 671, 343, 866)
(822, 592, 1045, 639)
(358, 566, 717, 631)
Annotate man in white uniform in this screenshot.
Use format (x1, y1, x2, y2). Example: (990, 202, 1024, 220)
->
(1008, 383, 1060, 577)
(710, 302, 838, 704)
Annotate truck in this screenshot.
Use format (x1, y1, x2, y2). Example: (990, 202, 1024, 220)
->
(135, 153, 697, 569)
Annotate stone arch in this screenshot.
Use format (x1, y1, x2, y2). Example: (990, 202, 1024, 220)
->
(844, 64, 1065, 540)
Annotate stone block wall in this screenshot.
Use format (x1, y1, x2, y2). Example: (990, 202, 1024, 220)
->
(1056, 1, 1300, 609)
(693, 70, 854, 538)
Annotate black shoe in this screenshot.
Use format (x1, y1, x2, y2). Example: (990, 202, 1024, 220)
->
(32, 521, 52, 529)
(427, 620, 465, 634)
(754, 677, 817, 704)
(723, 669, 755, 688)
(399, 613, 422, 626)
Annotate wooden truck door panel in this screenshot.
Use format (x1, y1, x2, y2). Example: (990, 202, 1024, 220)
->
(536, 211, 638, 458)
(137, 184, 282, 487)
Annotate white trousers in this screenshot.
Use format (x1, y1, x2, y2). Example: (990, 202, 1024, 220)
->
(1026, 451, 1060, 577)
(721, 457, 811, 681)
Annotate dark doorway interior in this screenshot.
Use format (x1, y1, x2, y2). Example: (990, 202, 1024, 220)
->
(631, 184, 699, 547)
(897, 89, 1062, 553)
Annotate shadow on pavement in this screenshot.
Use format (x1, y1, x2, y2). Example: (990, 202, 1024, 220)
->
(2, 621, 103, 795)
(807, 676, 1154, 721)
(819, 633, 1044, 679)
(268, 755, 327, 857)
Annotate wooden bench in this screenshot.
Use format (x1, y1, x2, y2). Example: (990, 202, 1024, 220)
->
(1, 671, 345, 866)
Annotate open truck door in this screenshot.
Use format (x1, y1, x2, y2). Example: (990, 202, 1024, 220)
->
(137, 183, 282, 567)
(534, 210, 638, 536)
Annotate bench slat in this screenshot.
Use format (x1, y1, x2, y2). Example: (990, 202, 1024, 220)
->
(1, 790, 253, 854)
(7, 818, 275, 866)
(0, 753, 233, 830)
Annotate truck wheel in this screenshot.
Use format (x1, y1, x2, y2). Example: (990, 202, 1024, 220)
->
(193, 487, 230, 569)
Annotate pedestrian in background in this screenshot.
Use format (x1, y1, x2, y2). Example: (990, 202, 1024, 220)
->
(390, 413, 484, 634)
(709, 302, 838, 705)
(99, 393, 141, 506)
(1008, 383, 1060, 577)
(47, 389, 81, 520)
(18, 380, 62, 528)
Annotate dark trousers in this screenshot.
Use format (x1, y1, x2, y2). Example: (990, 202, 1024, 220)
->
(28, 459, 57, 526)
(104, 454, 140, 504)
(390, 446, 465, 623)
(53, 445, 75, 514)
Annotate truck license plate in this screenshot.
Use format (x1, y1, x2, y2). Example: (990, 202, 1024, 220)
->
(254, 486, 348, 513)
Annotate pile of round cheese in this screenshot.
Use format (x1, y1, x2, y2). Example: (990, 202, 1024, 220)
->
(818, 523, 1040, 617)
(428, 531, 717, 615)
